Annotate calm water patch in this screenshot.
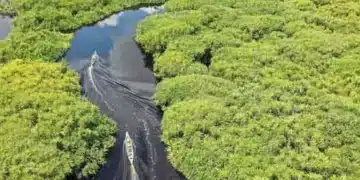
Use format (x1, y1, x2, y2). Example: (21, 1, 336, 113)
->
(0, 15, 11, 40)
(66, 6, 163, 96)
(66, 7, 162, 79)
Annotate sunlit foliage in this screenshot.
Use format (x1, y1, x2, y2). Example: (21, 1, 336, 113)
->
(0, 60, 117, 180)
(0, 1, 167, 179)
(0, 0, 15, 15)
(136, 0, 360, 179)
(11, 0, 165, 32)
(155, 74, 235, 108)
(0, 30, 72, 63)
(0, 0, 165, 63)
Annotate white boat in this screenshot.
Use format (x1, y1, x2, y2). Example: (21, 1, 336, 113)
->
(91, 51, 99, 66)
(124, 131, 134, 164)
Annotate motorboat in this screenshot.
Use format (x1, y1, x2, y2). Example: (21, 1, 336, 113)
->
(91, 51, 99, 66)
(124, 131, 134, 164)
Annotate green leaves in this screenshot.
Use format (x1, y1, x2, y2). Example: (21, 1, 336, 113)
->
(153, 51, 206, 78)
(0, 0, 171, 179)
(0, 0, 166, 63)
(0, 60, 117, 179)
(0, 0, 15, 15)
(135, 0, 360, 179)
(136, 11, 203, 53)
(0, 30, 72, 63)
(162, 99, 233, 180)
(155, 74, 235, 108)
(10, 0, 166, 32)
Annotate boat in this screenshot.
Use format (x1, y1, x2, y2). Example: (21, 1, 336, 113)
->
(91, 51, 99, 66)
(124, 131, 134, 164)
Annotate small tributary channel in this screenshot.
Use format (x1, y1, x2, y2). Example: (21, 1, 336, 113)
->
(0, 15, 11, 39)
(65, 6, 185, 180)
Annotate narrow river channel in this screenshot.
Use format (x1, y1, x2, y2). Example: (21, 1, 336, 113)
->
(65, 6, 185, 180)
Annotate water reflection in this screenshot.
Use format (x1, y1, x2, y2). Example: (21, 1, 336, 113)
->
(65, 7, 164, 68)
(66, 7, 164, 96)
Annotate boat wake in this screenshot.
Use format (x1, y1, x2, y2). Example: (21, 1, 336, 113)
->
(79, 53, 184, 180)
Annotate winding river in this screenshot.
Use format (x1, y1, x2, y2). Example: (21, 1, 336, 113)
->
(65, 7, 185, 180)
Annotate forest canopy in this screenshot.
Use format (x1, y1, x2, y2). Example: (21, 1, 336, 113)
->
(0, 60, 117, 179)
(136, 0, 360, 179)
(0, 0, 165, 179)
(2, 0, 360, 179)
(0, 0, 165, 63)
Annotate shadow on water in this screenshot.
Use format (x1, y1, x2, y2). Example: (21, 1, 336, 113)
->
(0, 15, 11, 40)
(65, 6, 186, 180)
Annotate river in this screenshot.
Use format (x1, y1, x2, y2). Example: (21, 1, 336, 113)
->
(65, 6, 185, 180)
(0, 15, 11, 39)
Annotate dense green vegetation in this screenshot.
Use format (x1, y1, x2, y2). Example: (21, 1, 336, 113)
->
(0, 0, 15, 16)
(0, 0, 164, 179)
(136, 0, 360, 179)
(0, 60, 117, 179)
(3, 0, 360, 179)
(0, 0, 165, 62)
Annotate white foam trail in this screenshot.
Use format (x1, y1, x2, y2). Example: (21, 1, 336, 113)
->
(133, 113, 156, 177)
(88, 64, 114, 112)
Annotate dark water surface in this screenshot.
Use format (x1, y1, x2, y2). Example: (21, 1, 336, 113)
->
(0, 15, 11, 39)
(65, 7, 185, 180)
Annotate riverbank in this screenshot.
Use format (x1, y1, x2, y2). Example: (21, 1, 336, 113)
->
(64, 6, 185, 180)
(0, 1, 167, 179)
(135, 1, 360, 179)
(0, 0, 16, 16)
(0, 0, 165, 63)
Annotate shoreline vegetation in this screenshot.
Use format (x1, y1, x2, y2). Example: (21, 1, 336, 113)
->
(0, 0, 164, 179)
(0, 0, 16, 16)
(136, 0, 360, 179)
(0, 0, 165, 63)
(1, 0, 360, 180)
